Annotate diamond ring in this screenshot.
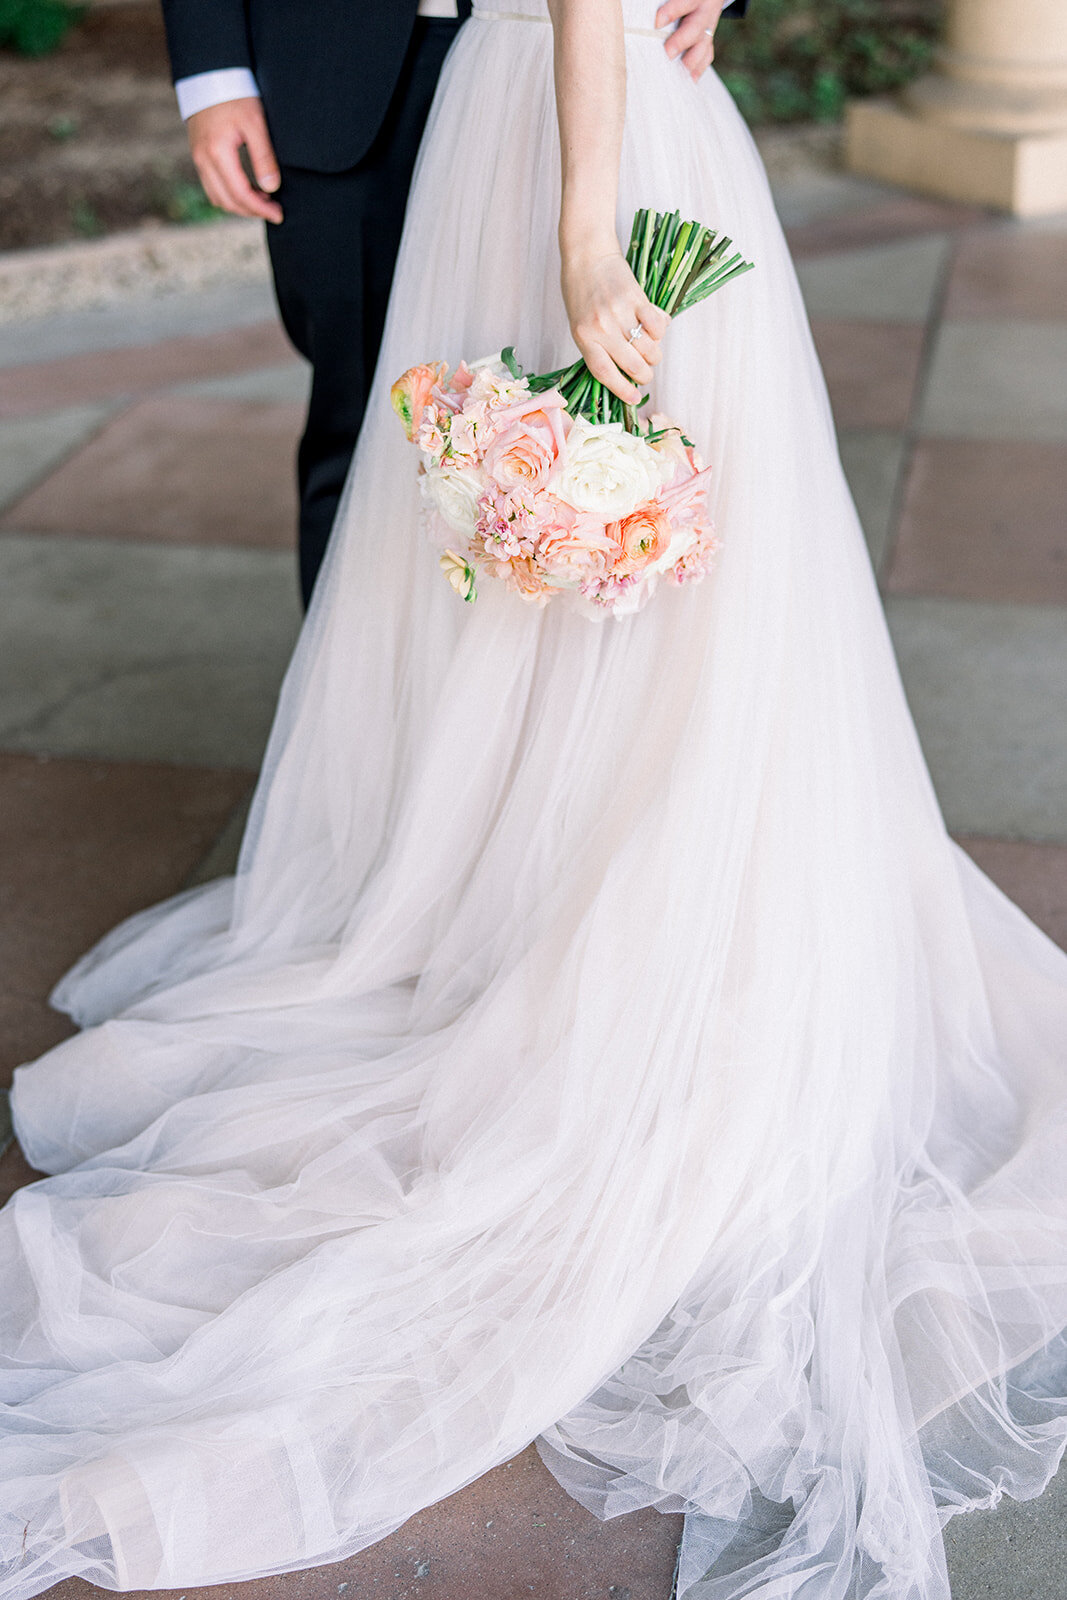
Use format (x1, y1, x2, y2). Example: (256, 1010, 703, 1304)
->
(627, 324, 643, 344)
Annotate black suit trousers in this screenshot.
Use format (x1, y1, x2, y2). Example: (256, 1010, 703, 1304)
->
(265, 19, 460, 607)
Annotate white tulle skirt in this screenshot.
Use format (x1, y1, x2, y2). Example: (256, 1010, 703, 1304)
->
(4, 4, 1067, 1597)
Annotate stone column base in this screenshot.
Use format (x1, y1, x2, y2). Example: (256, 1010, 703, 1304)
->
(846, 98, 1067, 217)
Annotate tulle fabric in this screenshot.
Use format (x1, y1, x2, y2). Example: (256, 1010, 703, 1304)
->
(4, 4, 1067, 1597)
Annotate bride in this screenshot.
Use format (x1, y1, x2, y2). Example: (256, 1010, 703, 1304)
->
(2, 2, 1066, 1597)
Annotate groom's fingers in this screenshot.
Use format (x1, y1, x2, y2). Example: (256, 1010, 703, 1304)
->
(242, 110, 282, 200)
(187, 102, 284, 224)
(202, 143, 283, 223)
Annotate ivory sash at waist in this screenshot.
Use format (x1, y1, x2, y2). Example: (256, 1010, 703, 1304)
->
(470, 8, 671, 38)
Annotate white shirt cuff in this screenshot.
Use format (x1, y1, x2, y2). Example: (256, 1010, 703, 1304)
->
(175, 68, 261, 121)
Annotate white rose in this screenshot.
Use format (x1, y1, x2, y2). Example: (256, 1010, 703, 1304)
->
(421, 465, 485, 538)
(554, 420, 665, 521)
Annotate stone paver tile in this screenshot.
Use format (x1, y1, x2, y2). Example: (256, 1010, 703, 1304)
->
(885, 596, 1067, 844)
(0, 535, 301, 768)
(0, 283, 279, 372)
(0, 403, 116, 514)
(1, 396, 300, 549)
(171, 362, 311, 405)
(785, 197, 984, 259)
(920, 322, 1067, 442)
(887, 439, 1067, 605)
(957, 836, 1067, 951)
(38, 1444, 680, 1600)
(811, 320, 925, 429)
(0, 321, 296, 421)
(767, 166, 898, 232)
(0, 750, 251, 1085)
(796, 235, 949, 323)
(945, 1459, 1067, 1600)
(837, 429, 905, 575)
(945, 228, 1067, 320)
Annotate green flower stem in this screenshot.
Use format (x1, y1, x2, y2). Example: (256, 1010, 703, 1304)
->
(528, 207, 754, 428)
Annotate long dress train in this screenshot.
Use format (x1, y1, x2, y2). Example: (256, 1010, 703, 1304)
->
(3, 4, 1067, 1597)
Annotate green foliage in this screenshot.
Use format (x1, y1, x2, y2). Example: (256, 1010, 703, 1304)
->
(160, 180, 225, 226)
(0, 0, 85, 57)
(70, 198, 102, 237)
(714, 0, 942, 124)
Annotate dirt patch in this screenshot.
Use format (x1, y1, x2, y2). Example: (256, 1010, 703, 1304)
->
(0, 4, 201, 252)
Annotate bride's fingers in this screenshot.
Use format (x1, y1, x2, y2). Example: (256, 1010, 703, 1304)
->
(635, 294, 670, 345)
(583, 343, 643, 405)
(604, 323, 658, 387)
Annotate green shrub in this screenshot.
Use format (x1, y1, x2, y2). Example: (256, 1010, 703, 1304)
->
(0, 0, 85, 57)
(714, 0, 943, 123)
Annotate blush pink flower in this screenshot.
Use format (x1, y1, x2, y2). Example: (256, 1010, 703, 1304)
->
(538, 510, 619, 585)
(669, 522, 721, 585)
(415, 417, 447, 464)
(658, 463, 713, 531)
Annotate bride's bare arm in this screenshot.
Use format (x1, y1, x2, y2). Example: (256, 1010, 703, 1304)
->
(547, 0, 669, 403)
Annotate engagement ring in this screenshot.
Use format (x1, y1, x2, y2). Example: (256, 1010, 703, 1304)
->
(627, 324, 643, 344)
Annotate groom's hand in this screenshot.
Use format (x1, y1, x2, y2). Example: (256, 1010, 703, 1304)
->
(656, 0, 725, 80)
(186, 98, 283, 224)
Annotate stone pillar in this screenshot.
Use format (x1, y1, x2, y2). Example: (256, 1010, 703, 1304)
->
(846, 0, 1067, 216)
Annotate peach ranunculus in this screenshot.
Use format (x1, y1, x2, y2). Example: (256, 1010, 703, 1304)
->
(391, 362, 447, 441)
(610, 503, 673, 572)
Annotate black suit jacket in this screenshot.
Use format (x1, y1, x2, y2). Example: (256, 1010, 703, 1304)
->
(161, 0, 747, 173)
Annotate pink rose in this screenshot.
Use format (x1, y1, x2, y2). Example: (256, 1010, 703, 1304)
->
(483, 398, 567, 494)
(534, 504, 618, 584)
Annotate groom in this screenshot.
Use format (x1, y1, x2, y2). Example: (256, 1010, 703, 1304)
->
(162, 0, 747, 606)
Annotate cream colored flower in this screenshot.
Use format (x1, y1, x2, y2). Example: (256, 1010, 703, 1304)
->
(439, 549, 478, 603)
(422, 465, 485, 537)
(554, 420, 664, 521)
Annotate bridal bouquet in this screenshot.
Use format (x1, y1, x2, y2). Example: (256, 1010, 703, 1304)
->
(391, 209, 753, 618)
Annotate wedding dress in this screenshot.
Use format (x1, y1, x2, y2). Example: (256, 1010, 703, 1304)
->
(3, 4, 1066, 1598)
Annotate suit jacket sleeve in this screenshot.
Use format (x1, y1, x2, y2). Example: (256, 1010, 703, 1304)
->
(160, 0, 253, 82)
(721, 1, 748, 15)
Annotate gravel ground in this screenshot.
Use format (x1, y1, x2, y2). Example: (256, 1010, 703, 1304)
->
(0, 2, 198, 252)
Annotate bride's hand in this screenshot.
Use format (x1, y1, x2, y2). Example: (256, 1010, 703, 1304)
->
(561, 243, 671, 405)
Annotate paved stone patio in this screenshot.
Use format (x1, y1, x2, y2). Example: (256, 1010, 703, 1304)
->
(0, 158, 1064, 1598)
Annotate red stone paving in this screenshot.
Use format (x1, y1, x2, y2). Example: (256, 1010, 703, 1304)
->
(37, 1446, 681, 1600)
(887, 439, 1067, 605)
(944, 228, 1067, 321)
(0, 322, 297, 421)
(785, 197, 985, 260)
(0, 750, 252, 1085)
(1, 396, 301, 547)
(957, 836, 1067, 953)
(810, 318, 926, 429)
